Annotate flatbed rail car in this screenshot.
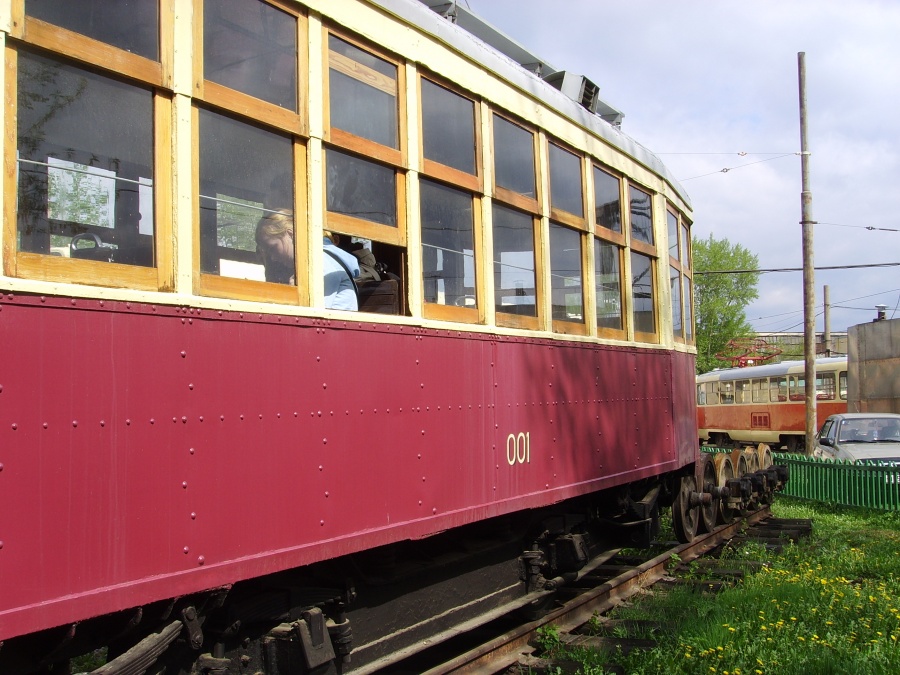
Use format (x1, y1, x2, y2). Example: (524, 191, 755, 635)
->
(697, 357, 848, 451)
(0, 0, 701, 672)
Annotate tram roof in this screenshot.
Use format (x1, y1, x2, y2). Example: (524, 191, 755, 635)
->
(367, 0, 691, 208)
(696, 357, 848, 383)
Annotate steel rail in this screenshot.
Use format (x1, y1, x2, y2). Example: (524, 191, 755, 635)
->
(423, 505, 773, 675)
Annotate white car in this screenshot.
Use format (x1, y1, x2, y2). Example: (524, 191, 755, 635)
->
(815, 413, 900, 464)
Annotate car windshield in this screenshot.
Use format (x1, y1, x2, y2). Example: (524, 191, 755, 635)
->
(838, 418, 900, 443)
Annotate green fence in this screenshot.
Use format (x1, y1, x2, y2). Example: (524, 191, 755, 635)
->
(773, 453, 900, 510)
(699, 448, 900, 511)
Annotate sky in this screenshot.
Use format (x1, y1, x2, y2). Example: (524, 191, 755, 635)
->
(456, 0, 900, 335)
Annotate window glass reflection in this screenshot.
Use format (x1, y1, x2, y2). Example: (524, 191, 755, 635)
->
(421, 79, 475, 174)
(594, 238, 622, 330)
(593, 166, 621, 233)
(667, 210, 678, 259)
(670, 265, 683, 336)
(631, 251, 655, 334)
(493, 115, 535, 197)
(420, 180, 475, 308)
(549, 223, 583, 323)
(685, 276, 693, 340)
(329, 35, 397, 148)
(199, 109, 294, 282)
(16, 51, 155, 267)
(549, 143, 583, 217)
(681, 223, 691, 267)
(629, 185, 653, 245)
(204, 0, 297, 110)
(26, 0, 159, 60)
(326, 149, 397, 227)
(493, 204, 536, 317)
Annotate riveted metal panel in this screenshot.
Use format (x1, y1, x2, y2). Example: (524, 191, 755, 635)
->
(0, 295, 696, 641)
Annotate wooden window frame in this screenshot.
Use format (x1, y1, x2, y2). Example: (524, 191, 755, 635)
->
(193, 0, 307, 137)
(630, 248, 659, 344)
(324, 28, 406, 169)
(418, 72, 483, 193)
(192, 0, 311, 304)
(419, 178, 483, 324)
(593, 235, 626, 340)
(490, 111, 542, 215)
(493, 206, 543, 332)
(549, 222, 588, 337)
(667, 205, 693, 344)
(5, 4, 176, 291)
(323, 147, 407, 249)
(417, 73, 484, 324)
(592, 163, 624, 237)
(194, 106, 309, 304)
(547, 138, 587, 228)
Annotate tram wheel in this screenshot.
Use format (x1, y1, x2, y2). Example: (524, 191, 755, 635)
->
(713, 453, 736, 524)
(698, 455, 718, 534)
(672, 475, 700, 543)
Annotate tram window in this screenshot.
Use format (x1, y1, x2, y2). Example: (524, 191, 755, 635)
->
(549, 223, 584, 325)
(198, 108, 294, 282)
(421, 79, 475, 175)
(735, 380, 751, 404)
(203, 0, 297, 111)
(770, 376, 787, 402)
(593, 166, 622, 233)
(684, 276, 694, 341)
(548, 143, 584, 218)
(720, 382, 734, 405)
(752, 378, 768, 403)
(629, 185, 653, 245)
(16, 51, 155, 267)
(670, 266, 683, 336)
(493, 115, 536, 198)
(789, 375, 804, 401)
(630, 251, 656, 335)
(706, 382, 720, 405)
(681, 223, 691, 268)
(840, 372, 848, 399)
(667, 211, 679, 259)
(697, 384, 706, 406)
(594, 238, 623, 331)
(328, 35, 398, 149)
(325, 149, 397, 227)
(493, 203, 537, 321)
(420, 179, 476, 309)
(26, 0, 159, 60)
(816, 372, 836, 400)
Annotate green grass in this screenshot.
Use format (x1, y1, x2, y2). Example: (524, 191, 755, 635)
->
(542, 498, 900, 674)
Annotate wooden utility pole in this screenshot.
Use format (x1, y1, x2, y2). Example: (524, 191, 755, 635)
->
(798, 52, 817, 452)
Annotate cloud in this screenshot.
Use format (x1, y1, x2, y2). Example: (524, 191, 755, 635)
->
(466, 0, 900, 331)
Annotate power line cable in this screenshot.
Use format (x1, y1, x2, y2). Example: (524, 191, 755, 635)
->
(679, 153, 798, 181)
(695, 262, 900, 275)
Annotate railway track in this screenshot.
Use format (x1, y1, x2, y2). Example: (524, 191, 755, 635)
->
(368, 506, 811, 675)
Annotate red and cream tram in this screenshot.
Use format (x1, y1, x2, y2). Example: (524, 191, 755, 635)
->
(1, 0, 707, 671)
(697, 357, 848, 451)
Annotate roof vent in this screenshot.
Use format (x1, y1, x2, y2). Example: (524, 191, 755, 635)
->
(543, 71, 623, 127)
(543, 71, 599, 113)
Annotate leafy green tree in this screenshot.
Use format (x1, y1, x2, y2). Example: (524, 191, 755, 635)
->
(693, 234, 760, 373)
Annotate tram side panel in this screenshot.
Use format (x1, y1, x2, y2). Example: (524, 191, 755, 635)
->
(0, 297, 695, 642)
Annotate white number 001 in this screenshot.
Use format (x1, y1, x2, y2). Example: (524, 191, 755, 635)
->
(506, 432, 530, 465)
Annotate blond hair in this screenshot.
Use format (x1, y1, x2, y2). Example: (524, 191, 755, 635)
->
(256, 208, 293, 245)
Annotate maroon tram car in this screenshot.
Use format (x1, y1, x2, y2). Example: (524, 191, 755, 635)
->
(1, 297, 698, 671)
(0, 0, 702, 672)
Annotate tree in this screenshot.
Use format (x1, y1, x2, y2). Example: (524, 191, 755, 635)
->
(693, 234, 760, 373)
